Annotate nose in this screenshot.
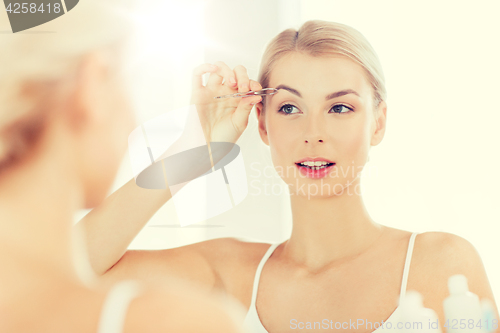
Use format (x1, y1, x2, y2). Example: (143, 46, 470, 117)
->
(305, 138, 324, 143)
(303, 113, 325, 144)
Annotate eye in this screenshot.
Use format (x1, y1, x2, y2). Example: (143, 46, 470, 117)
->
(330, 104, 353, 114)
(277, 103, 300, 115)
(277, 103, 354, 115)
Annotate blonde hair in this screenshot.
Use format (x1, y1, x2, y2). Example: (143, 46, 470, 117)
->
(258, 20, 387, 110)
(0, 0, 136, 172)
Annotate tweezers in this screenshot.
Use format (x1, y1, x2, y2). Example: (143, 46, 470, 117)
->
(214, 88, 280, 99)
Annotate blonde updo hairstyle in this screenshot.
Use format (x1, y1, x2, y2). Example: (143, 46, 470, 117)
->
(257, 20, 387, 113)
(0, 0, 135, 174)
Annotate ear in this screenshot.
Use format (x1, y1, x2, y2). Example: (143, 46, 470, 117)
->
(67, 50, 113, 132)
(370, 100, 387, 146)
(254, 101, 269, 146)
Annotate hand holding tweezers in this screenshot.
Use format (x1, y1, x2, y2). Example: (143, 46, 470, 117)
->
(213, 88, 279, 99)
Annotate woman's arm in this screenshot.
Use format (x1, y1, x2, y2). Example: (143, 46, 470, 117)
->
(75, 62, 263, 286)
(75, 178, 171, 276)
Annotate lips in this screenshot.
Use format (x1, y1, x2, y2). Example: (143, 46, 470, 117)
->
(295, 161, 336, 179)
(295, 157, 335, 164)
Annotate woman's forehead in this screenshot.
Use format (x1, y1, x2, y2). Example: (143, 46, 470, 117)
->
(267, 53, 371, 97)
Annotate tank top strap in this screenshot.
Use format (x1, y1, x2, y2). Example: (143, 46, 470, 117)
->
(97, 280, 144, 333)
(249, 242, 282, 307)
(398, 232, 419, 305)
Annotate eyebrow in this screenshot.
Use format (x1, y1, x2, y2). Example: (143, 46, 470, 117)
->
(271, 84, 360, 101)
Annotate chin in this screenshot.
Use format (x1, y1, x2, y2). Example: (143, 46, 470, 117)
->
(83, 191, 107, 209)
(82, 175, 115, 209)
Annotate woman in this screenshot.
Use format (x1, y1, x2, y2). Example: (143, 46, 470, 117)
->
(77, 20, 499, 332)
(0, 1, 247, 332)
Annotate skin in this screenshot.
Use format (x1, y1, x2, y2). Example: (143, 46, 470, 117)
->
(78, 54, 500, 333)
(0, 48, 245, 333)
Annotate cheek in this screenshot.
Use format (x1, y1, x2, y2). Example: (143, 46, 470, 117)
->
(110, 87, 135, 155)
(334, 118, 371, 163)
(116, 107, 135, 153)
(266, 116, 297, 161)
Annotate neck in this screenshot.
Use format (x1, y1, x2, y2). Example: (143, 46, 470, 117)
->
(284, 176, 384, 272)
(0, 144, 83, 293)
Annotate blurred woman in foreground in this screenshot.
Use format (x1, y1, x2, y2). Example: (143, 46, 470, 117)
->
(0, 1, 246, 332)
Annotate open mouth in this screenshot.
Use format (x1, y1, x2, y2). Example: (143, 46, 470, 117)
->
(295, 162, 336, 170)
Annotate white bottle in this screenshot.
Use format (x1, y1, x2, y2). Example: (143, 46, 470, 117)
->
(399, 290, 442, 333)
(480, 298, 498, 333)
(443, 274, 483, 333)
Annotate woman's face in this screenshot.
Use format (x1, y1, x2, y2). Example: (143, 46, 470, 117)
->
(76, 49, 136, 208)
(255, 52, 386, 197)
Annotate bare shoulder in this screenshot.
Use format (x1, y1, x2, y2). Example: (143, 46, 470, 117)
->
(412, 231, 496, 299)
(201, 237, 276, 279)
(159, 236, 272, 273)
(409, 231, 499, 330)
(200, 237, 275, 306)
(383, 228, 485, 273)
(412, 231, 487, 279)
(203, 237, 276, 263)
(124, 280, 246, 333)
(103, 237, 273, 296)
(29, 278, 246, 333)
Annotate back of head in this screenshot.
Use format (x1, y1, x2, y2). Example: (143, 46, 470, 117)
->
(258, 20, 387, 110)
(0, 0, 137, 173)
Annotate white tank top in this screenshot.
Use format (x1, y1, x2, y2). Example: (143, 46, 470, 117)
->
(243, 232, 419, 333)
(96, 280, 143, 333)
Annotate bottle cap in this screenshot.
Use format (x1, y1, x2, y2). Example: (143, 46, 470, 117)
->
(400, 290, 424, 309)
(448, 274, 468, 294)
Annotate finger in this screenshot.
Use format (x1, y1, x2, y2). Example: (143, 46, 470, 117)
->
(232, 95, 262, 133)
(192, 63, 219, 92)
(207, 61, 237, 88)
(249, 79, 262, 92)
(233, 65, 250, 93)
